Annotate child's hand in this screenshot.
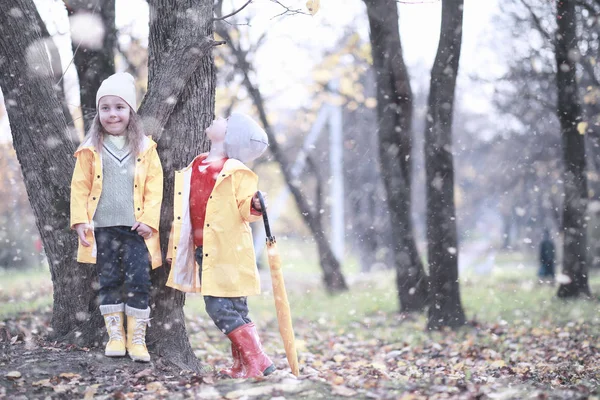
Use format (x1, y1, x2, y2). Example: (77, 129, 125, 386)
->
(132, 222, 153, 239)
(74, 223, 92, 247)
(252, 191, 267, 212)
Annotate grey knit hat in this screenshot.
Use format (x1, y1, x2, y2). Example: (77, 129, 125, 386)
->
(224, 113, 269, 163)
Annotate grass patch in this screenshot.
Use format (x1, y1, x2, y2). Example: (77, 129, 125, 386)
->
(0, 266, 52, 319)
(1, 248, 599, 333)
(0, 265, 51, 291)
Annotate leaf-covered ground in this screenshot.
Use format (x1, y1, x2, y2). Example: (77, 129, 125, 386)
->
(1, 248, 600, 399)
(1, 309, 599, 399)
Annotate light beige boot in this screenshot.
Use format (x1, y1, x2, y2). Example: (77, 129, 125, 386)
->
(99, 304, 126, 357)
(125, 305, 151, 362)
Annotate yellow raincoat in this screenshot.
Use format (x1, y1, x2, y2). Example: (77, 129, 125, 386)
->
(70, 135, 163, 268)
(166, 155, 262, 296)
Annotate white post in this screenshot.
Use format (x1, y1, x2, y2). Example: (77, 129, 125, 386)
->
(328, 80, 344, 261)
(254, 105, 332, 256)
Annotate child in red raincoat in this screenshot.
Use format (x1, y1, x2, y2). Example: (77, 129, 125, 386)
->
(167, 113, 273, 378)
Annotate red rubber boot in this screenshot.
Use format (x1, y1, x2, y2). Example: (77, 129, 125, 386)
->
(228, 323, 275, 378)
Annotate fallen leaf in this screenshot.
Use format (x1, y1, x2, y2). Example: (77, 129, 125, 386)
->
(332, 385, 356, 396)
(333, 354, 346, 363)
(53, 384, 70, 394)
(59, 372, 81, 379)
(32, 379, 51, 387)
(5, 371, 21, 380)
(226, 385, 274, 399)
(146, 381, 165, 392)
(134, 368, 153, 379)
(84, 384, 100, 399)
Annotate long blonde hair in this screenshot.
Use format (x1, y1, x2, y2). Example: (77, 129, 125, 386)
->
(79, 108, 145, 156)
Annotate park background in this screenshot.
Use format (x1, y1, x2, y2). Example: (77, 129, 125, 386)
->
(0, 0, 599, 398)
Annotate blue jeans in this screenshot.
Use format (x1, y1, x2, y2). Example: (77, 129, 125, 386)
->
(95, 226, 151, 309)
(195, 247, 251, 334)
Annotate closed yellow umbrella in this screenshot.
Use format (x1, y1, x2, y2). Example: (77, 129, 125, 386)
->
(257, 192, 300, 376)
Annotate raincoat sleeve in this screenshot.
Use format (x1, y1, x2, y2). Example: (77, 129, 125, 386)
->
(235, 170, 262, 223)
(70, 150, 94, 229)
(138, 148, 163, 232)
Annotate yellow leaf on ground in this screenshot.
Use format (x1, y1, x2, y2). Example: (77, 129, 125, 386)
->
(491, 359, 505, 368)
(59, 372, 81, 379)
(333, 354, 346, 363)
(84, 384, 100, 400)
(371, 362, 387, 372)
(453, 362, 464, 371)
(578, 121, 588, 135)
(53, 384, 69, 394)
(146, 381, 165, 392)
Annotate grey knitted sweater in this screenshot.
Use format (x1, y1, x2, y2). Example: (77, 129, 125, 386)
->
(93, 135, 136, 228)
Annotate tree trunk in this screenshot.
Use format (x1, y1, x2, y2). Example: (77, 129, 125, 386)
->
(424, 0, 466, 330)
(555, 0, 592, 298)
(1, 0, 221, 371)
(364, 0, 429, 312)
(0, 0, 95, 340)
(65, 0, 116, 132)
(215, 24, 348, 293)
(33, 6, 76, 136)
(144, 0, 217, 370)
(250, 77, 347, 293)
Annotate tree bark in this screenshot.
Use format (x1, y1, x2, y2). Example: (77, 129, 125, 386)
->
(145, 0, 217, 370)
(1, 0, 221, 371)
(555, 0, 592, 298)
(0, 0, 94, 340)
(248, 74, 347, 293)
(215, 24, 349, 293)
(364, 0, 429, 312)
(65, 0, 116, 132)
(424, 0, 466, 330)
(33, 6, 75, 135)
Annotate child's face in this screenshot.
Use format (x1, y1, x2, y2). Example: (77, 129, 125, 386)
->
(98, 95, 130, 136)
(205, 117, 227, 142)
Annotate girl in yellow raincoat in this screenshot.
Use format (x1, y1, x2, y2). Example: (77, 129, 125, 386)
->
(166, 113, 273, 378)
(70, 73, 163, 363)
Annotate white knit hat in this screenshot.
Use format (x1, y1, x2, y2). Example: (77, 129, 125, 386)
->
(95, 72, 137, 110)
(224, 113, 269, 163)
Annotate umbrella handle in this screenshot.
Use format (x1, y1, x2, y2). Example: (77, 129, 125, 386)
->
(257, 191, 274, 243)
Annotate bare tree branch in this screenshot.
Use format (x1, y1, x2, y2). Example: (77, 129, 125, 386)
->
(575, 0, 600, 15)
(213, 0, 252, 21)
(214, 23, 348, 292)
(138, 37, 225, 139)
(215, 0, 307, 22)
(269, 0, 307, 18)
(518, 0, 553, 43)
(305, 154, 323, 216)
(581, 56, 600, 87)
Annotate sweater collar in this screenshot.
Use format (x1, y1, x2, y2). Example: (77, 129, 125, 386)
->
(75, 135, 156, 157)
